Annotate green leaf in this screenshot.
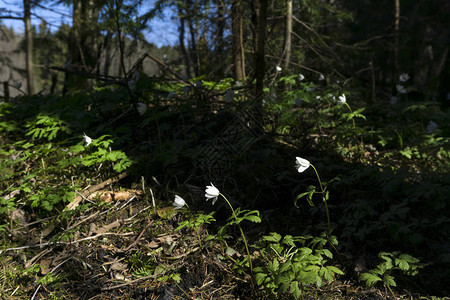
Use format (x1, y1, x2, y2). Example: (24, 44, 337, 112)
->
(290, 281, 302, 299)
(360, 272, 382, 287)
(255, 272, 268, 285)
(263, 232, 282, 243)
(382, 274, 397, 287)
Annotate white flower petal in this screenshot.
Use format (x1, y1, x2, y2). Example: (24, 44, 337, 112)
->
(396, 84, 407, 94)
(399, 73, 410, 82)
(276, 66, 282, 72)
(298, 74, 305, 81)
(295, 157, 310, 173)
(83, 133, 92, 147)
(318, 74, 325, 81)
(137, 102, 147, 115)
(205, 183, 220, 205)
(338, 94, 346, 104)
(173, 195, 186, 209)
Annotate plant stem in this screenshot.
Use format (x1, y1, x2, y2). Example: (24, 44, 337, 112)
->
(310, 164, 331, 232)
(219, 193, 255, 294)
(344, 102, 356, 128)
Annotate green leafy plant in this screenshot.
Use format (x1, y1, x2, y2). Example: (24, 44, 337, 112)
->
(360, 251, 423, 295)
(253, 232, 343, 299)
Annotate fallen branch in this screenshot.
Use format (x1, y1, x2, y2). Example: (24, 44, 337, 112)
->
(66, 172, 129, 210)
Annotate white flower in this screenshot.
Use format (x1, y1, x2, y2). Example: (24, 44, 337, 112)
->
(338, 94, 346, 105)
(399, 73, 410, 82)
(235, 81, 243, 87)
(137, 102, 147, 115)
(295, 157, 310, 173)
(316, 96, 321, 100)
(427, 120, 438, 133)
(83, 133, 92, 147)
(318, 74, 325, 81)
(396, 84, 407, 94)
(390, 96, 398, 105)
(298, 74, 305, 81)
(306, 87, 315, 92)
(205, 183, 220, 205)
(173, 195, 186, 209)
(276, 66, 282, 72)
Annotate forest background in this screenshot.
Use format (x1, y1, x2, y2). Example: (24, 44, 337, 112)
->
(0, 0, 449, 299)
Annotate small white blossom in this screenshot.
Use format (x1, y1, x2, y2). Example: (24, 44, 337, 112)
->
(276, 66, 282, 72)
(295, 157, 310, 173)
(399, 73, 410, 82)
(298, 74, 305, 81)
(173, 195, 186, 209)
(338, 94, 346, 105)
(235, 81, 243, 87)
(83, 133, 92, 147)
(205, 183, 220, 205)
(306, 87, 315, 92)
(318, 74, 325, 81)
(316, 96, 321, 100)
(390, 96, 398, 105)
(427, 120, 438, 133)
(396, 84, 407, 94)
(137, 103, 147, 115)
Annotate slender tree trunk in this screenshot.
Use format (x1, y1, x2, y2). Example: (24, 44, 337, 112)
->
(232, 0, 245, 82)
(103, 29, 113, 76)
(216, 0, 225, 55)
(255, 0, 267, 96)
(283, 0, 292, 69)
(178, 3, 192, 78)
(23, 0, 34, 95)
(394, 0, 400, 81)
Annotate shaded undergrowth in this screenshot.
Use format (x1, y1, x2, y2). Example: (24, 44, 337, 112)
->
(0, 74, 449, 299)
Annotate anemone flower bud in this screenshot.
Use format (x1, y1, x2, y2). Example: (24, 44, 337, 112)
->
(83, 133, 92, 147)
(173, 195, 186, 209)
(205, 183, 220, 205)
(137, 102, 147, 115)
(295, 157, 310, 173)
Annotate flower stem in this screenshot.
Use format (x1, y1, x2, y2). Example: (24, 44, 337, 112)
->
(310, 164, 331, 232)
(219, 193, 255, 286)
(344, 102, 356, 128)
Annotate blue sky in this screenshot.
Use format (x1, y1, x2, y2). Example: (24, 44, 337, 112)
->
(0, 0, 178, 47)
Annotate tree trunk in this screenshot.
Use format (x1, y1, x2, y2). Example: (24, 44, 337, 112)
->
(23, 0, 34, 95)
(232, 0, 245, 82)
(178, 3, 192, 78)
(255, 0, 267, 96)
(393, 0, 400, 82)
(103, 29, 113, 77)
(283, 0, 292, 69)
